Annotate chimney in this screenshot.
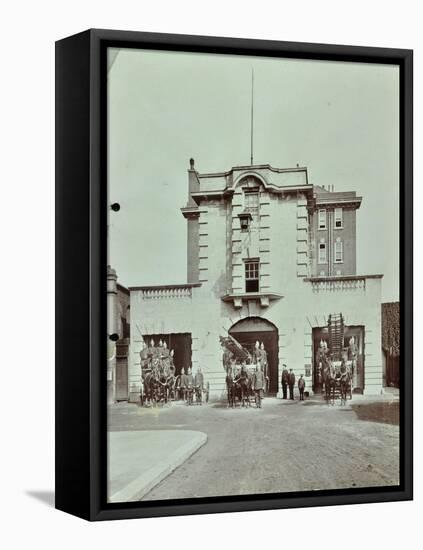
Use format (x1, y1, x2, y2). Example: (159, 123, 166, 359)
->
(186, 157, 200, 208)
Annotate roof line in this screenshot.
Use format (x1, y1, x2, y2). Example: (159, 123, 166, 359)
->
(197, 164, 307, 178)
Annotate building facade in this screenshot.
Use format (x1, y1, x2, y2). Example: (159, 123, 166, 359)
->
(126, 160, 383, 400)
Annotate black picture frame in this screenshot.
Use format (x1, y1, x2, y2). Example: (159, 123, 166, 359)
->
(55, 28, 413, 521)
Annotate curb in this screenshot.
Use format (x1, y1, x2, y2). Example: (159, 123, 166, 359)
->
(110, 431, 207, 503)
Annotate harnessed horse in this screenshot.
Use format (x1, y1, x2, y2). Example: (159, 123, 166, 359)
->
(225, 367, 240, 408)
(141, 369, 154, 406)
(234, 366, 252, 407)
(323, 361, 337, 405)
(339, 363, 352, 405)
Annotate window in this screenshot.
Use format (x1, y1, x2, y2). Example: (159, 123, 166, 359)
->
(245, 260, 259, 293)
(244, 191, 259, 217)
(334, 240, 343, 263)
(318, 209, 327, 230)
(335, 208, 343, 229)
(318, 242, 327, 264)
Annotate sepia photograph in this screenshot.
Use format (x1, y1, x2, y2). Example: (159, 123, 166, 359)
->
(106, 46, 400, 504)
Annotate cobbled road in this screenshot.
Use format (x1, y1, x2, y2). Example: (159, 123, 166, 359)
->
(108, 396, 399, 501)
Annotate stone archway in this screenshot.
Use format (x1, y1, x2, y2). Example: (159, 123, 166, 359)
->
(229, 317, 279, 394)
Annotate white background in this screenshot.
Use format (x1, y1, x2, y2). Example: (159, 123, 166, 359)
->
(0, 1, 420, 548)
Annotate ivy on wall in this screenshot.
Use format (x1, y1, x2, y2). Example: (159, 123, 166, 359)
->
(382, 302, 400, 356)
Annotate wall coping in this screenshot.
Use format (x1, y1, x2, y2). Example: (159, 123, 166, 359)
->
(129, 283, 202, 291)
(304, 274, 383, 282)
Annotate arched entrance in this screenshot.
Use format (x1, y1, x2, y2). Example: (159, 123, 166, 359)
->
(229, 317, 279, 394)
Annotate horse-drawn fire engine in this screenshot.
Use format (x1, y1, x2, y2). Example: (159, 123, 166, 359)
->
(317, 313, 355, 405)
(139, 339, 209, 406)
(220, 332, 268, 408)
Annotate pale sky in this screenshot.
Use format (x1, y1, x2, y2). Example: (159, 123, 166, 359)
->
(108, 48, 399, 302)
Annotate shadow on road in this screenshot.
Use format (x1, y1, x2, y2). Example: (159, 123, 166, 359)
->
(352, 402, 399, 425)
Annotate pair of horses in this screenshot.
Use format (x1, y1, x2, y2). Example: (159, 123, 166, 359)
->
(322, 361, 351, 405)
(225, 366, 260, 408)
(141, 362, 174, 407)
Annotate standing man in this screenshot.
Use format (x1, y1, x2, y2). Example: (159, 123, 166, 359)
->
(253, 340, 261, 365)
(148, 338, 156, 369)
(179, 367, 187, 401)
(185, 367, 194, 405)
(160, 341, 170, 375)
(298, 374, 306, 401)
(222, 344, 233, 373)
(281, 364, 289, 399)
(349, 336, 358, 389)
(260, 342, 269, 392)
(288, 368, 296, 400)
(194, 367, 204, 403)
(252, 363, 265, 408)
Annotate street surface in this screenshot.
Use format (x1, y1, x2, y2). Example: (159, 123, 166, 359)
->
(108, 394, 399, 501)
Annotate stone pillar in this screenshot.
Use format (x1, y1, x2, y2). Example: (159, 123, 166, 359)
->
(186, 159, 200, 284)
(107, 265, 118, 404)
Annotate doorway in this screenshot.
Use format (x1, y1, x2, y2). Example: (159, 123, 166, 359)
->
(115, 338, 129, 401)
(229, 317, 279, 394)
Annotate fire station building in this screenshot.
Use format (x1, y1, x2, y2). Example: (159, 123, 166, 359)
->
(123, 159, 383, 401)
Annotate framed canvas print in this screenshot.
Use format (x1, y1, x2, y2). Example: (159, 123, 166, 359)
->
(55, 29, 413, 521)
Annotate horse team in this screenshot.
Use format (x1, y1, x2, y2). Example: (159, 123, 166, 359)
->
(225, 364, 267, 409)
(321, 358, 352, 405)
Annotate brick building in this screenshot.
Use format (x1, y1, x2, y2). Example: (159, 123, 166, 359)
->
(120, 159, 384, 400)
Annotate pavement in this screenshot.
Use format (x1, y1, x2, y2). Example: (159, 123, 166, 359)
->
(108, 390, 400, 502)
(108, 429, 207, 503)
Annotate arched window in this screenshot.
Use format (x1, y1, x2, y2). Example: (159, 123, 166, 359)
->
(238, 176, 261, 220)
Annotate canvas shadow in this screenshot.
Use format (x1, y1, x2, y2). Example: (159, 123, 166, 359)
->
(26, 490, 55, 508)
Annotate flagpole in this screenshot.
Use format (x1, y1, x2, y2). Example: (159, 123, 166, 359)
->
(250, 68, 254, 166)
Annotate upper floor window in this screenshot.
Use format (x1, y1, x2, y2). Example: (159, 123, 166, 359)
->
(334, 239, 343, 263)
(334, 208, 343, 229)
(318, 209, 327, 230)
(245, 260, 259, 293)
(244, 190, 259, 218)
(318, 241, 327, 264)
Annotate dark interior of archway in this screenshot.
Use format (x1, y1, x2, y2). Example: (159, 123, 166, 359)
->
(146, 333, 192, 376)
(228, 328, 279, 394)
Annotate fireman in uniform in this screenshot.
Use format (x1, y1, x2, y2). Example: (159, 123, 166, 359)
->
(288, 368, 296, 400)
(252, 363, 265, 408)
(281, 364, 289, 399)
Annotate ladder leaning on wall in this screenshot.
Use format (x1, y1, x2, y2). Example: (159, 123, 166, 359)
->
(328, 313, 345, 362)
